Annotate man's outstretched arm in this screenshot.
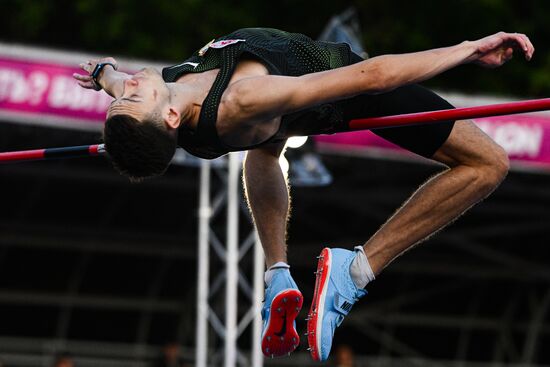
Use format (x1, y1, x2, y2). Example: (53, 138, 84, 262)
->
(224, 32, 534, 123)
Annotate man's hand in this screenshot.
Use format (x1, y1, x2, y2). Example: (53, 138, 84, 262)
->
(469, 32, 534, 68)
(73, 57, 118, 90)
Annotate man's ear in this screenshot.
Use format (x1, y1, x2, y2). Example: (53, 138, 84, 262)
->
(163, 106, 181, 129)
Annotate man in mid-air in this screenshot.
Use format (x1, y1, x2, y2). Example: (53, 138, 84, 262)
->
(74, 28, 534, 361)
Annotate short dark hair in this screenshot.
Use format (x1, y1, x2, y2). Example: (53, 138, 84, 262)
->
(103, 114, 177, 181)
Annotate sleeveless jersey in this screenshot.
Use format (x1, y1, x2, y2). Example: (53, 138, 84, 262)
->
(162, 28, 360, 159)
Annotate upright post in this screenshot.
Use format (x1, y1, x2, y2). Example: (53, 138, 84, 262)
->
(224, 153, 240, 367)
(251, 233, 265, 367)
(196, 160, 211, 367)
(196, 153, 264, 367)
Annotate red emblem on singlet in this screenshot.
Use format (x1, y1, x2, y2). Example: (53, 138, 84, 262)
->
(209, 39, 246, 49)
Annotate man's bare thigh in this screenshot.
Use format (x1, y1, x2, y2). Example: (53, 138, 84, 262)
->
(431, 120, 507, 168)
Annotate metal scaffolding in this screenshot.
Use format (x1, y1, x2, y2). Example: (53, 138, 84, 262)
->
(0, 146, 549, 367)
(195, 153, 265, 367)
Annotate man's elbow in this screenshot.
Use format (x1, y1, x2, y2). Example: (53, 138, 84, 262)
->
(361, 57, 401, 94)
(221, 82, 256, 121)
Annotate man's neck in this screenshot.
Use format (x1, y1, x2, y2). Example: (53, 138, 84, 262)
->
(167, 69, 220, 130)
(166, 83, 199, 130)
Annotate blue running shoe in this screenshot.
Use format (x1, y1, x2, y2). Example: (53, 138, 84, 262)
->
(261, 269, 303, 358)
(306, 248, 367, 361)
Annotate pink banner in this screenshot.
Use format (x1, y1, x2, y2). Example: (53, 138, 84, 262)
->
(0, 56, 112, 126)
(315, 114, 550, 170)
(2, 52, 549, 169)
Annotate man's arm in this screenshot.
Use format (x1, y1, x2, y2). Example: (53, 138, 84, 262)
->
(224, 32, 534, 123)
(72, 57, 131, 98)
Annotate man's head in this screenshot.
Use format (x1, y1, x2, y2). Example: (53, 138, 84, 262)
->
(103, 67, 181, 181)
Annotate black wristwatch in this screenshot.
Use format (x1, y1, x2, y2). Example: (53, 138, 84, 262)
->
(90, 62, 117, 90)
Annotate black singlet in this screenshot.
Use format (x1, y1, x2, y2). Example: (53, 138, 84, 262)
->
(162, 28, 360, 159)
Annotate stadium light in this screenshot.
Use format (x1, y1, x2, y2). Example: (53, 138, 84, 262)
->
(287, 136, 308, 149)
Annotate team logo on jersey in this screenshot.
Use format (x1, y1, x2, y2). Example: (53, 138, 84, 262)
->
(198, 38, 246, 56)
(210, 39, 246, 48)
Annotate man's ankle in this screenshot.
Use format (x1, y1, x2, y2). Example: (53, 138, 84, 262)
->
(350, 246, 375, 289)
(264, 262, 290, 286)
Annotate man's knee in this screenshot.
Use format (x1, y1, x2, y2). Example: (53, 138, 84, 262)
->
(478, 143, 510, 189)
(432, 120, 510, 191)
(448, 144, 509, 197)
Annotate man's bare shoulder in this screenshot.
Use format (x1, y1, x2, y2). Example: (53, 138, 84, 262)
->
(230, 58, 271, 82)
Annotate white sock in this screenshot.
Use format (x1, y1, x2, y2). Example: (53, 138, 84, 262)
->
(264, 262, 290, 286)
(350, 246, 375, 289)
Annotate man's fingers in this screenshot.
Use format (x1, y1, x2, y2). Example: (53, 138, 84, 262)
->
(73, 73, 92, 81)
(517, 34, 531, 58)
(79, 61, 96, 73)
(514, 33, 528, 51)
(74, 72, 96, 89)
(77, 81, 95, 89)
(79, 63, 91, 73)
(503, 47, 514, 63)
(517, 34, 534, 61)
(508, 33, 534, 60)
(523, 34, 535, 60)
(74, 71, 93, 89)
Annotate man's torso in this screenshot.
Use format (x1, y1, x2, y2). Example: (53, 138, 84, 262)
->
(162, 28, 356, 159)
(174, 57, 281, 149)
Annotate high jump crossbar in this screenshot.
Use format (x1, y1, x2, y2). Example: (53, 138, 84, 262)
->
(348, 97, 550, 131)
(1, 97, 550, 164)
(0, 144, 105, 163)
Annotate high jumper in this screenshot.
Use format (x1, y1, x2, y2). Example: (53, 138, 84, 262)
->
(70, 28, 534, 361)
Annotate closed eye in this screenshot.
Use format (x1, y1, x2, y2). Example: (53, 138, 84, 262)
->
(109, 97, 141, 106)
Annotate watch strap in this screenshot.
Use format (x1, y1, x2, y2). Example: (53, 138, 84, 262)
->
(90, 62, 117, 90)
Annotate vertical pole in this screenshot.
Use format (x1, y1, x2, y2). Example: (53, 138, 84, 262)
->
(251, 232, 265, 367)
(196, 160, 211, 367)
(225, 153, 240, 367)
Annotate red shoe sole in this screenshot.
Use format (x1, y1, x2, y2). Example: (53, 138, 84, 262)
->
(307, 248, 332, 361)
(261, 289, 303, 358)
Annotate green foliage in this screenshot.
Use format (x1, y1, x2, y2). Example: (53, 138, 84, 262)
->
(353, 0, 549, 97)
(0, 0, 548, 96)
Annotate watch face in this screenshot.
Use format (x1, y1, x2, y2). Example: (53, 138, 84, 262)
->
(92, 64, 103, 77)
(90, 64, 107, 90)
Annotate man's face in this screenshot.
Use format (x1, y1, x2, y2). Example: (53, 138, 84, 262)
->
(107, 67, 169, 121)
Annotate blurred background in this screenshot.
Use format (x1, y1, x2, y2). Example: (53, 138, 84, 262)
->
(0, 1, 550, 366)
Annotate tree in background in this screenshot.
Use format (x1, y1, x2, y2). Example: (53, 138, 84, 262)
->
(1, 0, 547, 96)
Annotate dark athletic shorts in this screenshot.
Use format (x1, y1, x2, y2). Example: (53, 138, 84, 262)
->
(335, 54, 456, 158)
